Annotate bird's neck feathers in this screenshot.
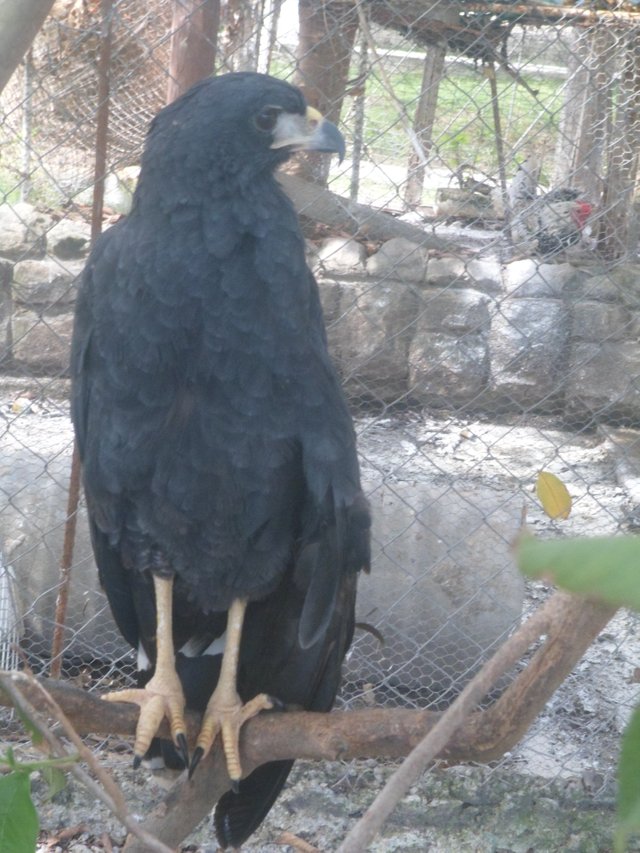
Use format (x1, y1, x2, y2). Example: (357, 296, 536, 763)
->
(131, 154, 289, 222)
(128, 154, 301, 264)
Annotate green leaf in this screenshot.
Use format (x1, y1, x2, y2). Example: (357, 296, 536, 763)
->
(518, 535, 640, 612)
(616, 706, 640, 852)
(41, 765, 67, 801)
(0, 772, 39, 853)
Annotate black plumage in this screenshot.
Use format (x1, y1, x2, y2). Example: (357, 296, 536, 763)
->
(71, 72, 370, 848)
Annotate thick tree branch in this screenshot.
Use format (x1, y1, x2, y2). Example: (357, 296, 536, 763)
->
(0, 592, 616, 849)
(126, 592, 615, 851)
(463, 2, 640, 26)
(278, 173, 453, 250)
(0, 0, 55, 96)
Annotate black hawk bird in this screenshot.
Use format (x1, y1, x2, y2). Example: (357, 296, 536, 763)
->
(71, 72, 370, 848)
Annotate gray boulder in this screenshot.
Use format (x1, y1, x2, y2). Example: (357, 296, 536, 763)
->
(12, 258, 83, 308)
(504, 260, 576, 298)
(336, 279, 418, 402)
(366, 238, 429, 283)
(315, 237, 366, 276)
(465, 258, 503, 295)
(0, 202, 53, 260)
(409, 332, 488, 405)
(414, 287, 490, 333)
(408, 289, 490, 404)
(12, 310, 74, 373)
(490, 298, 568, 408)
(571, 301, 635, 342)
(565, 274, 620, 303)
(566, 341, 640, 421)
(46, 218, 92, 260)
(424, 255, 468, 288)
(614, 264, 640, 310)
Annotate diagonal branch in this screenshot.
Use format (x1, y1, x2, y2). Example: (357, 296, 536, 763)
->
(278, 173, 453, 250)
(337, 590, 614, 851)
(0, 0, 56, 96)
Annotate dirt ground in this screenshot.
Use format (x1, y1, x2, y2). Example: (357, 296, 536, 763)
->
(25, 755, 631, 852)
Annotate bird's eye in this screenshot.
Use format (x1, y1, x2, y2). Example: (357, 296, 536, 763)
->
(254, 107, 281, 133)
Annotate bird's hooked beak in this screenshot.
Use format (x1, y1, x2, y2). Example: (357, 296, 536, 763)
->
(270, 105, 345, 162)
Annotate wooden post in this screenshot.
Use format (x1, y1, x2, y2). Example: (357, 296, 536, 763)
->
(166, 0, 220, 105)
(51, 0, 115, 679)
(597, 35, 640, 259)
(487, 61, 511, 242)
(295, 0, 358, 185)
(403, 42, 447, 209)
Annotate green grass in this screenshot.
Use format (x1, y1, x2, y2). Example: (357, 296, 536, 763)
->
(2, 54, 567, 209)
(272, 51, 565, 186)
(352, 62, 564, 178)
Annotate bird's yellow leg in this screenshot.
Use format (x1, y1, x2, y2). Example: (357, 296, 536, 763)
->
(189, 597, 273, 783)
(103, 575, 188, 767)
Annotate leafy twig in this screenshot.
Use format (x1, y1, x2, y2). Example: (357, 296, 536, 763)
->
(0, 670, 175, 853)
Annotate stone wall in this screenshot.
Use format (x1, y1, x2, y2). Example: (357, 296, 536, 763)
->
(0, 204, 89, 374)
(2, 203, 640, 426)
(314, 237, 640, 423)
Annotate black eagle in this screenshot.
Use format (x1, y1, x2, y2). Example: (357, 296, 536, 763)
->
(71, 72, 370, 848)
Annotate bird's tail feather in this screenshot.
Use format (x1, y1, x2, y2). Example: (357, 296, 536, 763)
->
(215, 760, 294, 849)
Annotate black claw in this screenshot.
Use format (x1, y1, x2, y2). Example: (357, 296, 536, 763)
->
(268, 695, 286, 712)
(132, 754, 142, 770)
(231, 778, 240, 794)
(176, 732, 189, 768)
(188, 746, 204, 779)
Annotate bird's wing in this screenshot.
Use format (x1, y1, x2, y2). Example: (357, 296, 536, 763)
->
(265, 265, 368, 648)
(71, 228, 147, 650)
(211, 366, 370, 848)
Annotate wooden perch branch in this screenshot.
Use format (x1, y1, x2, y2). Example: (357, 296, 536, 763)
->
(0, 592, 616, 850)
(463, 3, 640, 27)
(278, 173, 453, 251)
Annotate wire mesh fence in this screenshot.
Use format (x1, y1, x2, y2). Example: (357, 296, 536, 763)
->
(1, 0, 640, 847)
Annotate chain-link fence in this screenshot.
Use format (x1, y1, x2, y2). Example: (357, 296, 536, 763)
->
(1, 0, 640, 848)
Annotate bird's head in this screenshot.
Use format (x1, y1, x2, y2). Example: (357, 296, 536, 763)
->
(572, 200, 594, 231)
(141, 72, 345, 192)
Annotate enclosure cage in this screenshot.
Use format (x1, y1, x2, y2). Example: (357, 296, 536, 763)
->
(1, 0, 640, 850)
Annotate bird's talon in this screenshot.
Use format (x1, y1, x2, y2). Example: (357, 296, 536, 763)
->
(176, 732, 189, 766)
(231, 778, 240, 794)
(133, 754, 143, 770)
(189, 745, 204, 779)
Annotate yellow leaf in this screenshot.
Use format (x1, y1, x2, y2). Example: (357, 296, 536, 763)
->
(11, 397, 30, 414)
(536, 471, 572, 520)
